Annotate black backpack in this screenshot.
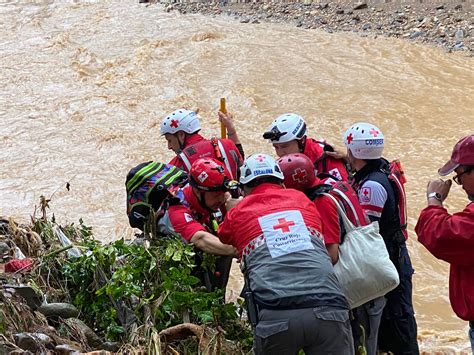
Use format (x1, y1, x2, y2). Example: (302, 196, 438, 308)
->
(126, 161, 187, 230)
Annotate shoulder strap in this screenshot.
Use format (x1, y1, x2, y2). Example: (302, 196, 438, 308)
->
(178, 152, 192, 171)
(308, 184, 333, 201)
(321, 193, 356, 233)
(331, 188, 361, 227)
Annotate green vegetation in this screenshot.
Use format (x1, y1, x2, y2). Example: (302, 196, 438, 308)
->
(1, 199, 252, 353)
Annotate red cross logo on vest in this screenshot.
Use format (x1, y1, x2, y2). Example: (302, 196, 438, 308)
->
(370, 128, 379, 137)
(256, 155, 265, 162)
(346, 133, 353, 144)
(273, 218, 295, 233)
(170, 119, 179, 128)
(292, 168, 307, 183)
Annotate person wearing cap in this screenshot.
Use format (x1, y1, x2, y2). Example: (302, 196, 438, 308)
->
(158, 157, 238, 291)
(160, 108, 244, 179)
(262, 113, 349, 182)
(415, 134, 474, 350)
(218, 153, 354, 355)
(343, 122, 419, 354)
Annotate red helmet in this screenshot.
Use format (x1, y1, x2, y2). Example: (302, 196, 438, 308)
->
(189, 158, 236, 191)
(277, 153, 319, 191)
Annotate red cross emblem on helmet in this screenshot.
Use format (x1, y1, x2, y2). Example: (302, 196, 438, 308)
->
(170, 119, 179, 128)
(346, 133, 354, 144)
(292, 168, 308, 183)
(255, 155, 265, 162)
(370, 128, 379, 137)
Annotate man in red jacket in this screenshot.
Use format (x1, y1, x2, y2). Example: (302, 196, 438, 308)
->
(415, 134, 474, 351)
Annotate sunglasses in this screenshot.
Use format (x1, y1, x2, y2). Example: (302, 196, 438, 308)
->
(453, 167, 473, 185)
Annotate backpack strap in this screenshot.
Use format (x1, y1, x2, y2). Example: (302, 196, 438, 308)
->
(215, 139, 234, 180)
(313, 140, 335, 173)
(178, 151, 193, 171)
(307, 184, 333, 201)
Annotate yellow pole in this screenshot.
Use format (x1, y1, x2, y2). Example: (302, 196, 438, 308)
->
(220, 98, 227, 139)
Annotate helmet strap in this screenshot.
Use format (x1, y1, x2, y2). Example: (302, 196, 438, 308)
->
(298, 136, 307, 153)
(177, 132, 187, 151)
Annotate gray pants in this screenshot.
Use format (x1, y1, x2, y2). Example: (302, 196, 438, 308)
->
(351, 296, 386, 355)
(254, 307, 354, 355)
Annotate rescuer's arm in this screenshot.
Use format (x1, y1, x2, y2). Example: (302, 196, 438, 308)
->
(191, 230, 237, 256)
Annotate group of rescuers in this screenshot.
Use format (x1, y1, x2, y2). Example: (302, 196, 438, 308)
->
(129, 107, 474, 355)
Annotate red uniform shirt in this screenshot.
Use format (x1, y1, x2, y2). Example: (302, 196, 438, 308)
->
(218, 183, 323, 255)
(314, 195, 340, 245)
(303, 138, 349, 181)
(415, 203, 474, 321)
(166, 185, 210, 242)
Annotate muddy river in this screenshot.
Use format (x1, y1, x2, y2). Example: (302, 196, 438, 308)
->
(0, 1, 473, 351)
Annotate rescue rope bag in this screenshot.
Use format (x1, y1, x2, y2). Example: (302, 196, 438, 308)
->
(126, 162, 187, 230)
(322, 192, 400, 309)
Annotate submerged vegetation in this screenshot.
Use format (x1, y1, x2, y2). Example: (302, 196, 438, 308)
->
(0, 198, 252, 353)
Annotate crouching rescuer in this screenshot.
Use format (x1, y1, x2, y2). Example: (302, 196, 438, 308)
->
(218, 153, 354, 355)
(126, 159, 237, 291)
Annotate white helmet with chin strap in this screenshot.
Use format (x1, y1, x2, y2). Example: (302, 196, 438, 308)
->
(263, 113, 307, 143)
(160, 109, 201, 135)
(344, 122, 385, 159)
(240, 153, 284, 185)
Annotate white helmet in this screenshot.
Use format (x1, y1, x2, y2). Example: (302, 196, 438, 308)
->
(344, 122, 385, 159)
(160, 109, 201, 135)
(263, 113, 307, 143)
(240, 153, 284, 185)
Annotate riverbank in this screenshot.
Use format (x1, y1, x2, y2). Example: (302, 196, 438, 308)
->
(0, 213, 251, 353)
(153, 0, 473, 54)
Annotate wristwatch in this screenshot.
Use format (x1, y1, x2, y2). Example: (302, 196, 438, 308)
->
(427, 192, 443, 202)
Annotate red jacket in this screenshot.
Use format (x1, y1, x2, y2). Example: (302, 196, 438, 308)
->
(415, 202, 474, 320)
(303, 138, 349, 181)
(218, 183, 323, 255)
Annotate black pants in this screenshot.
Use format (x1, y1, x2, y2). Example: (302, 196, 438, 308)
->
(378, 244, 419, 354)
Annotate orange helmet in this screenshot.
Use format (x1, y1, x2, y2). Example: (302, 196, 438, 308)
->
(277, 153, 319, 191)
(189, 158, 237, 191)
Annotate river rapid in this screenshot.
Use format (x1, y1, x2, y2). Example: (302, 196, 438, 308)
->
(1, 1, 473, 352)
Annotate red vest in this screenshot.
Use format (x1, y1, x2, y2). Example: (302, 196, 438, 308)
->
(170, 135, 242, 180)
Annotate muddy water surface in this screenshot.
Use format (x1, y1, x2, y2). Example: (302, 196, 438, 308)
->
(1, 1, 473, 351)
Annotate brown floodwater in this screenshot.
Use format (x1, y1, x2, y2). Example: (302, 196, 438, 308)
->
(1, 1, 473, 352)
